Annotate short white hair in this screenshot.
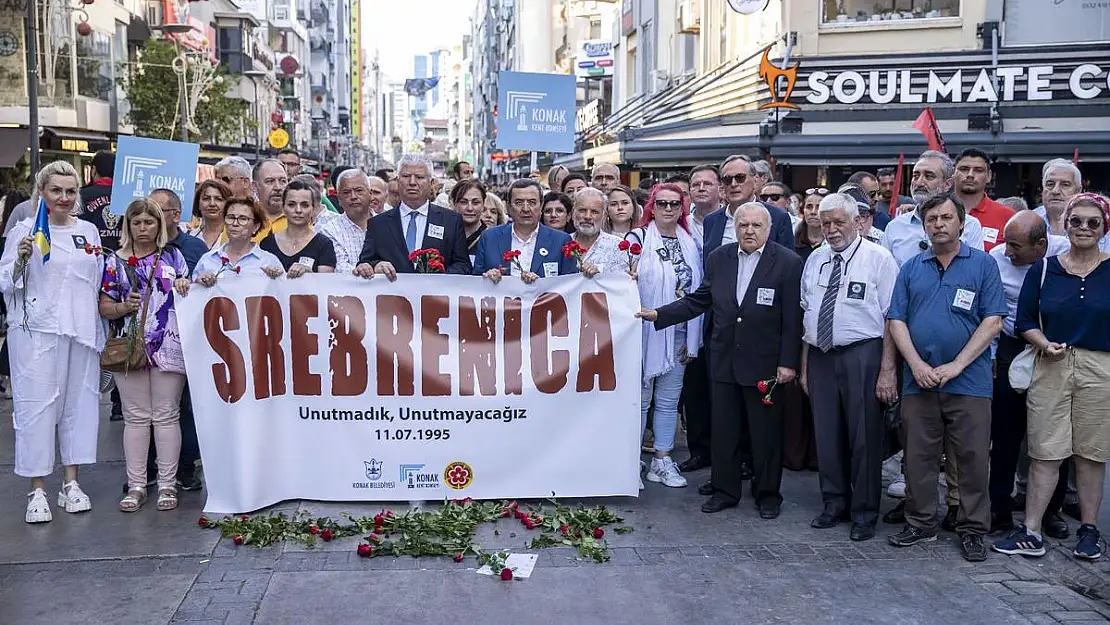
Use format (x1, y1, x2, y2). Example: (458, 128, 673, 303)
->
(215, 156, 251, 177)
(818, 193, 860, 219)
(917, 150, 955, 179)
(398, 153, 434, 178)
(336, 168, 370, 189)
(573, 186, 608, 210)
(591, 162, 620, 177)
(1042, 158, 1082, 187)
(751, 160, 772, 176)
(735, 201, 771, 226)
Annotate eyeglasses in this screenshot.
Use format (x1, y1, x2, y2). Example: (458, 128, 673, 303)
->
(720, 174, 748, 186)
(225, 215, 255, 225)
(868, 189, 883, 198)
(805, 188, 830, 196)
(758, 193, 784, 202)
(654, 200, 683, 210)
(1066, 216, 1104, 231)
(221, 176, 248, 184)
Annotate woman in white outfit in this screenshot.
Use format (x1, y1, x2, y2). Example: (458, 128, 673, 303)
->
(628, 182, 703, 489)
(0, 161, 105, 523)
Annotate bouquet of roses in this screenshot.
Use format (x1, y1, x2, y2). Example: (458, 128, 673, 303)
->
(502, 249, 525, 275)
(409, 248, 446, 273)
(562, 240, 587, 269)
(617, 239, 642, 271)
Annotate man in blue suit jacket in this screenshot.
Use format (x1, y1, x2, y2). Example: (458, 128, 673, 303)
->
(473, 179, 578, 283)
(702, 155, 794, 265)
(354, 154, 472, 278)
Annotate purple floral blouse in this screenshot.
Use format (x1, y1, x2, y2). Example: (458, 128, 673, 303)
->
(101, 248, 189, 363)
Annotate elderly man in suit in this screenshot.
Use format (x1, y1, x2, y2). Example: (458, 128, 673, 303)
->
(473, 178, 578, 282)
(638, 202, 803, 516)
(354, 153, 472, 278)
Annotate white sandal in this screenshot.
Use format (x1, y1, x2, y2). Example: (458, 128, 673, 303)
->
(119, 486, 147, 513)
(58, 481, 92, 513)
(25, 488, 52, 523)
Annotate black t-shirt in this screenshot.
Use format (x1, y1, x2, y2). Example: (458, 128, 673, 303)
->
(78, 180, 121, 250)
(259, 232, 338, 272)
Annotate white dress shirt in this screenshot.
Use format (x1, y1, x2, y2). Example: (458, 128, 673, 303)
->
(195, 242, 282, 276)
(883, 210, 985, 267)
(989, 234, 1070, 337)
(510, 226, 539, 275)
(735, 244, 764, 304)
(723, 207, 738, 245)
(399, 201, 429, 251)
(801, 236, 900, 348)
(318, 214, 367, 273)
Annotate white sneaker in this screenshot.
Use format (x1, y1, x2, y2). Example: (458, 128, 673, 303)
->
(639, 476, 644, 490)
(25, 488, 52, 523)
(646, 457, 687, 488)
(888, 474, 906, 498)
(58, 481, 92, 513)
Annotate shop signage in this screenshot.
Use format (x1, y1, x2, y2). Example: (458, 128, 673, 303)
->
(497, 71, 576, 153)
(621, 0, 634, 35)
(110, 136, 199, 220)
(61, 139, 89, 152)
(782, 57, 1110, 108)
(575, 39, 614, 78)
(576, 98, 605, 133)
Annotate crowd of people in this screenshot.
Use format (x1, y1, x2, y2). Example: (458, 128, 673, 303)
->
(1, 146, 1106, 567)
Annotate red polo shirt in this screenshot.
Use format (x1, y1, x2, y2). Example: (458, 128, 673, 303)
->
(969, 196, 1015, 252)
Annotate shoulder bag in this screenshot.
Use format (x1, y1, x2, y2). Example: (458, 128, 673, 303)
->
(101, 251, 162, 374)
(1008, 258, 1048, 392)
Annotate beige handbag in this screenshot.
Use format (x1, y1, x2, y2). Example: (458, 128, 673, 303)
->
(101, 251, 162, 373)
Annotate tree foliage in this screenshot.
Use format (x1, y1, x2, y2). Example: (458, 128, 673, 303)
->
(120, 40, 255, 145)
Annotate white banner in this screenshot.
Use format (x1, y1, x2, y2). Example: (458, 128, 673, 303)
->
(176, 273, 643, 513)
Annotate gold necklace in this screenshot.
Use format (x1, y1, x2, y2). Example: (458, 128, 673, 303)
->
(1064, 253, 1103, 276)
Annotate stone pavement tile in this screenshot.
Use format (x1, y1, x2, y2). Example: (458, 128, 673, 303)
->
(0, 465, 216, 565)
(1004, 580, 1060, 595)
(1050, 611, 1110, 621)
(254, 559, 1031, 625)
(0, 571, 193, 625)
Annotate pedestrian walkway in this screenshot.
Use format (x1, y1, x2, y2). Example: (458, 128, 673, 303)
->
(1, 399, 1108, 625)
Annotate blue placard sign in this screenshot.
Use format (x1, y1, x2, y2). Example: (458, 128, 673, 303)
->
(110, 136, 201, 220)
(497, 71, 577, 154)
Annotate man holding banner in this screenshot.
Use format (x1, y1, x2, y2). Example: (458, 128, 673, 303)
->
(473, 179, 578, 282)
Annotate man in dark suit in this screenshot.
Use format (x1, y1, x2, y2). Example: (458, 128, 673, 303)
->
(473, 179, 578, 282)
(702, 155, 794, 265)
(638, 202, 803, 517)
(354, 154, 471, 278)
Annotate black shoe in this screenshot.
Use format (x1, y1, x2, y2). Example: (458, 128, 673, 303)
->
(961, 534, 988, 562)
(739, 463, 754, 481)
(697, 481, 716, 496)
(811, 510, 849, 529)
(678, 455, 710, 472)
(177, 474, 204, 492)
(1063, 502, 1081, 522)
(991, 513, 1016, 535)
(888, 524, 938, 547)
(850, 523, 876, 542)
(1042, 512, 1069, 540)
(759, 502, 781, 519)
(109, 411, 123, 422)
(1011, 493, 1026, 510)
(882, 501, 906, 524)
(701, 493, 739, 513)
(941, 505, 959, 532)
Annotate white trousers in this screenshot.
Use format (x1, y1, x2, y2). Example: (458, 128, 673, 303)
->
(9, 329, 100, 477)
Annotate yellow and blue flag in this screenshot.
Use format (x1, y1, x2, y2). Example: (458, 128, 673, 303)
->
(30, 197, 50, 262)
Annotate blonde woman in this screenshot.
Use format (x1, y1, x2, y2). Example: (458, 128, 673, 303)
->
(0, 161, 105, 523)
(606, 185, 643, 238)
(100, 198, 190, 513)
(481, 192, 508, 228)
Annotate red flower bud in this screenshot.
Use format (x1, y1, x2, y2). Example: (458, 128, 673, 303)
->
(321, 529, 334, 541)
(462, 497, 473, 504)
(761, 397, 774, 406)
(233, 535, 244, 546)
(373, 513, 384, 525)
(309, 525, 319, 535)
(523, 520, 536, 530)
(127, 256, 139, 267)
(357, 543, 373, 558)
(385, 511, 394, 518)
(508, 500, 518, 509)
(367, 533, 381, 543)
(618, 240, 631, 251)
(629, 243, 642, 255)
(559, 524, 570, 535)
(240, 515, 249, 521)
(593, 527, 604, 539)
(756, 380, 769, 393)
(454, 553, 464, 563)
(501, 509, 512, 518)
(500, 567, 514, 581)
(198, 516, 209, 527)
(234, 266, 241, 274)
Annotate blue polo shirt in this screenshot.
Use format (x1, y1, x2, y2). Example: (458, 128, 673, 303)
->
(887, 242, 1007, 398)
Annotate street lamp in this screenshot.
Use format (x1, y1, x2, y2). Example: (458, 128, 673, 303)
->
(243, 69, 269, 159)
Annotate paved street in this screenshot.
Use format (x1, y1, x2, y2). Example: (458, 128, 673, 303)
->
(1, 395, 1109, 625)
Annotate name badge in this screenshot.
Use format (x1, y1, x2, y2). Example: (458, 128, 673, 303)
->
(953, 288, 976, 311)
(756, 287, 775, 306)
(71, 234, 88, 248)
(846, 281, 866, 300)
(543, 262, 559, 278)
(161, 265, 176, 280)
(983, 227, 999, 244)
(297, 256, 315, 269)
(427, 224, 444, 240)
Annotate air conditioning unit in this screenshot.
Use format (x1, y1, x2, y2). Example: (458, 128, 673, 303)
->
(679, 0, 700, 34)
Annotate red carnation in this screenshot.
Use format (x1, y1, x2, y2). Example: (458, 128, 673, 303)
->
(234, 266, 241, 274)
(756, 380, 769, 393)
(629, 243, 642, 255)
(106, 266, 117, 277)
(454, 553, 464, 563)
(462, 497, 472, 504)
(559, 524, 570, 535)
(618, 240, 631, 251)
(321, 528, 334, 542)
(385, 511, 394, 518)
(373, 513, 384, 525)
(233, 535, 244, 546)
(127, 256, 139, 267)
(761, 397, 774, 406)
(309, 525, 319, 535)
(408, 250, 420, 262)
(367, 533, 381, 544)
(501, 508, 512, 518)
(220, 255, 230, 265)
(198, 516, 209, 527)
(240, 515, 249, 521)
(593, 527, 604, 539)
(500, 567, 514, 581)
(357, 543, 373, 558)
(83, 242, 92, 253)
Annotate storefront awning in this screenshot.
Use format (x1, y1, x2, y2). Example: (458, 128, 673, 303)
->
(43, 128, 111, 143)
(0, 128, 29, 168)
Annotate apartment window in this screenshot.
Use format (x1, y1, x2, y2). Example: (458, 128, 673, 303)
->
(823, 0, 959, 24)
(76, 30, 113, 101)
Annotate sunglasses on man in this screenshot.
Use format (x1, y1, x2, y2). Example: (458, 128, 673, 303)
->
(721, 173, 748, 186)
(758, 193, 784, 202)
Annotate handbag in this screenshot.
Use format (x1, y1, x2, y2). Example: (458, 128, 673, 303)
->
(1008, 257, 1048, 392)
(101, 251, 162, 374)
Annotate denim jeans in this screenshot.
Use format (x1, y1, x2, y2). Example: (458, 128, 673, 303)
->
(642, 362, 686, 454)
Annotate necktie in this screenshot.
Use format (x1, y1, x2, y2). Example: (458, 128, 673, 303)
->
(405, 211, 418, 254)
(816, 254, 841, 352)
